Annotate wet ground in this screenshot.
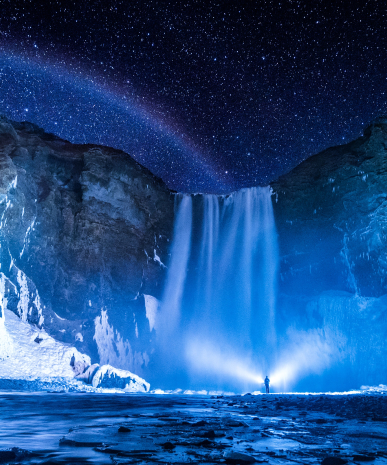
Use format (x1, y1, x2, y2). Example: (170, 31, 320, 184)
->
(0, 392, 387, 464)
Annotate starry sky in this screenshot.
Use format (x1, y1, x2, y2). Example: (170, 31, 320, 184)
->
(0, 0, 386, 193)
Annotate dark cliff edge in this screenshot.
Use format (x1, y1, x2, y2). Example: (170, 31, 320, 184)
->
(0, 116, 174, 377)
(271, 117, 387, 389)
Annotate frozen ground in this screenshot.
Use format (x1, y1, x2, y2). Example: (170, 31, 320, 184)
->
(0, 393, 387, 464)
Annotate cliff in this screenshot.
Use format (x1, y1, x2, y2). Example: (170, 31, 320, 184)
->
(271, 117, 387, 390)
(0, 116, 174, 377)
(272, 117, 387, 298)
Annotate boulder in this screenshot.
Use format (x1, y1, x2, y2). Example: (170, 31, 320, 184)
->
(75, 363, 100, 384)
(91, 364, 150, 392)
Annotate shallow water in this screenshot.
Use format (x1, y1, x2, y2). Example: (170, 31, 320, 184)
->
(1, 392, 387, 464)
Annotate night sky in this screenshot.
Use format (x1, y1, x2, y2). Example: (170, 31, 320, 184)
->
(1, 1, 386, 193)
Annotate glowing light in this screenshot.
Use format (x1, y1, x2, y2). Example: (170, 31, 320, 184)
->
(269, 328, 346, 390)
(192, 328, 348, 391)
(185, 339, 264, 386)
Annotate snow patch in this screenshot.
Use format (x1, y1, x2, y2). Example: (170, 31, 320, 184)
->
(94, 309, 148, 374)
(0, 272, 7, 319)
(0, 309, 90, 379)
(76, 363, 100, 384)
(16, 269, 29, 322)
(361, 384, 387, 393)
(144, 294, 159, 332)
(0, 275, 13, 360)
(153, 249, 166, 268)
(20, 217, 35, 258)
(0, 198, 12, 229)
(9, 175, 17, 190)
(33, 292, 44, 326)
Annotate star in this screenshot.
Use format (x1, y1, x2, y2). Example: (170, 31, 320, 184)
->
(0, 1, 386, 193)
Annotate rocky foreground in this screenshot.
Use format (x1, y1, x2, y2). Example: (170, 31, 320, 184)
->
(0, 393, 387, 464)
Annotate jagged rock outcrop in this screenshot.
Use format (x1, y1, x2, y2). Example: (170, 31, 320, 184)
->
(0, 116, 174, 376)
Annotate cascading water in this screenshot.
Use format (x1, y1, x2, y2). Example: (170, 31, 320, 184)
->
(157, 186, 279, 391)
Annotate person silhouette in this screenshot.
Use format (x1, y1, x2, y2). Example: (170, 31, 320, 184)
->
(264, 376, 270, 394)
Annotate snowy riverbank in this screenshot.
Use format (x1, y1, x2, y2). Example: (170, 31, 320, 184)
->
(0, 309, 149, 393)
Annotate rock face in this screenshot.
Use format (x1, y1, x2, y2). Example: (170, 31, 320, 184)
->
(271, 117, 387, 390)
(0, 116, 174, 377)
(2, 114, 387, 390)
(272, 117, 387, 298)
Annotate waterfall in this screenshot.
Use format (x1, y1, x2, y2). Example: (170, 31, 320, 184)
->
(158, 186, 279, 391)
(158, 195, 193, 340)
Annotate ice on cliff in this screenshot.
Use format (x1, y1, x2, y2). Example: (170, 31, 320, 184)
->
(0, 306, 150, 392)
(0, 308, 90, 379)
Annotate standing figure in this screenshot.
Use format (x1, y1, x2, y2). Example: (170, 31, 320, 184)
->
(264, 376, 270, 394)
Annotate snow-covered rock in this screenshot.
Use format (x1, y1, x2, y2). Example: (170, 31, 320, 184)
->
(76, 363, 100, 384)
(0, 304, 152, 392)
(0, 309, 90, 379)
(91, 364, 150, 392)
(0, 318, 13, 360)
